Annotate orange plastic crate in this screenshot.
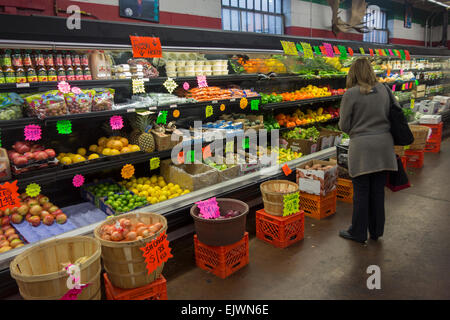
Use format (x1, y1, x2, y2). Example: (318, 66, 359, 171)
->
(401, 156, 407, 170)
(299, 189, 337, 220)
(255, 209, 304, 248)
(194, 232, 249, 279)
(421, 122, 443, 142)
(104, 273, 168, 300)
(336, 178, 353, 203)
(424, 140, 441, 153)
(404, 149, 424, 168)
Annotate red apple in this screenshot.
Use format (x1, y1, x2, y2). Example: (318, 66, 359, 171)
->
(24, 152, 34, 160)
(10, 239, 23, 248)
(26, 199, 39, 207)
(44, 149, 56, 158)
(42, 202, 53, 211)
(13, 142, 30, 154)
(4, 228, 15, 237)
(7, 234, 19, 242)
(48, 206, 59, 214)
(29, 216, 41, 227)
(9, 151, 20, 160)
(29, 205, 42, 216)
(17, 204, 29, 216)
(13, 156, 28, 166)
(39, 196, 50, 205)
(1, 217, 10, 226)
(51, 209, 62, 217)
(34, 151, 48, 161)
(11, 207, 18, 214)
(11, 213, 23, 224)
(43, 214, 54, 226)
(56, 213, 67, 224)
(40, 211, 50, 220)
(0, 240, 9, 248)
(25, 214, 32, 223)
(1, 225, 12, 232)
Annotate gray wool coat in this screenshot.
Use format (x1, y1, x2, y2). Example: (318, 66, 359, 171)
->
(338, 82, 398, 178)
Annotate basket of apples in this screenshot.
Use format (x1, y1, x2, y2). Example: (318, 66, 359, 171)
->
(9, 193, 67, 227)
(8, 141, 57, 175)
(94, 212, 167, 289)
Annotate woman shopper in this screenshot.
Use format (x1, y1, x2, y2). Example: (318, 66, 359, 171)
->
(338, 57, 398, 244)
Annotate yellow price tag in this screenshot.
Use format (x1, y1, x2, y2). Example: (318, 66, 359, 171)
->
(280, 40, 298, 56)
(150, 157, 160, 170)
(283, 192, 299, 216)
(410, 99, 415, 110)
(300, 42, 314, 59)
(26, 183, 41, 197)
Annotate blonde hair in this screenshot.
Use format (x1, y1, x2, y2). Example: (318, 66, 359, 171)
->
(346, 57, 378, 94)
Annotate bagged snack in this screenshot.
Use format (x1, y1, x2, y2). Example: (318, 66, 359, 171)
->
(0, 92, 24, 120)
(25, 90, 68, 118)
(64, 89, 93, 114)
(92, 88, 115, 112)
(127, 58, 159, 78)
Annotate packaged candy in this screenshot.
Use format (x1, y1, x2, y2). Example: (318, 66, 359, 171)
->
(92, 88, 115, 112)
(0, 92, 24, 120)
(25, 90, 68, 118)
(64, 89, 93, 114)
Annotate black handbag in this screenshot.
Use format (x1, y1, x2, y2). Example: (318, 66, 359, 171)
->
(384, 84, 414, 146)
(386, 155, 411, 192)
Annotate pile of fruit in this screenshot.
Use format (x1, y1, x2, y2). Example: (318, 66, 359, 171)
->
(119, 175, 190, 205)
(57, 136, 141, 165)
(204, 158, 237, 171)
(103, 191, 148, 214)
(263, 114, 281, 131)
(266, 147, 302, 164)
(6, 193, 67, 227)
(275, 106, 339, 127)
(0, 225, 23, 253)
(8, 141, 57, 174)
(234, 57, 287, 74)
(85, 181, 126, 199)
(282, 127, 320, 141)
(98, 217, 163, 242)
(184, 86, 259, 102)
(260, 86, 344, 104)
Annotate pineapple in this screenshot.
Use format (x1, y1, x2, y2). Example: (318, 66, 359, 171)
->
(131, 113, 155, 153)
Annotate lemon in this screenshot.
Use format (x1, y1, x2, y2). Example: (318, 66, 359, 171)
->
(61, 157, 72, 165)
(159, 195, 167, 202)
(102, 148, 112, 156)
(161, 191, 170, 198)
(183, 190, 190, 194)
(158, 176, 164, 181)
(73, 155, 86, 163)
(88, 145, 98, 152)
(142, 185, 150, 190)
(131, 188, 139, 194)
(150, 176, 158, 184)
(110, 149, 120, 155)
(169, 186, 178, 194)
(88, 153, 99, 160)
(158, 180, 166, 188)
(167, 183, 174, 188)
(139, 191, 149, 197)
(150, 197, 158, 204)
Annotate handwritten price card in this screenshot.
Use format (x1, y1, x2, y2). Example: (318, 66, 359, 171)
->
(300, 42, 314, 59)
(129, 36, 162, 58)
(0, 181, 21, 211)
(280, 41, 298, 56)
(150, 157, 160, 170)
(196, 197, 220, 219)
(283, 192, 299, 217)
(323, 43, 334, 57)
(140, 231, 173, 275)
(24, 124, 41, 141)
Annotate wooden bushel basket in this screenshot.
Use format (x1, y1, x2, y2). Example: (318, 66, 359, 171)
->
(10, 236, 102, 300)
(260, 180, 299, 216)
(94, 212, 167, 289)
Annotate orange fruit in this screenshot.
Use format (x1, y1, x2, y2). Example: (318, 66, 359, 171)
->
(119, 137, 129, 147)
(106, 140, 115, 149)
(98, 137, 107, 147)
(121, 147, 131, 153)
(112, 140, 123, 150)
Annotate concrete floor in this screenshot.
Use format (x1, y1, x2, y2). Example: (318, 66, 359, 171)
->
(164, 138, 450, 300)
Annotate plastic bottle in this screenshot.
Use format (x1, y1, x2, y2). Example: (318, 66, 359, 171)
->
(57, 66, 67, 81)
(15, 66, 27, 83)
(47, 65, 57, 82)
(65, 65, 75, 81)
(81, 53, 89, 67)
(22, 50, 33, 67)
(0, 70, 5, 84)
(74, 65, 84, 80)
(25, 66, 38, 83)
(34, 50, 45, 67)
(55, 51, 64, 67)
(37, 65, 48, 82)
(72, 51, 81, 66)
(83, 66, 92, 80)
(12, 50, 23, 68)
(64, 51, 72, 67)
(3, 65, 16, 83)
(3, 50, 12, 67)
(44, 50, 54, 67)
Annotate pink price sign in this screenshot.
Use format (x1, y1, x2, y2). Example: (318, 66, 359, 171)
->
(183, 82, 190, 90)
(110, 115, 124, 130)
(197, 75, 208, 88)
(195, 197, 220, 219)
(72, 174, 85, 187)
(323, 43, 334, 57)
(24, 124, 42, 141)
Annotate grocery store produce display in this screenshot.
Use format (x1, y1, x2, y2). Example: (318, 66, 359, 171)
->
(0, 32, 448, 262)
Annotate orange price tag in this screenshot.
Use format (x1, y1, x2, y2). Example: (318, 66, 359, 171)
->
(140, 231, 173, 275)
(202, 144, 212, 159)
(333, 46, 340, 55)
(282, 164, 292, 176)
(129, 36, 162, 58)
(177, 151, 184, 164)
(0, 180, 21, 211)
(121, 164, 135, 179)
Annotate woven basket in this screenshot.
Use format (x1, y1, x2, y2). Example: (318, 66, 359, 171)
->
(260, 180, 299, 216)
(409, 125, 429, 150)
(94, 212, 167, 289)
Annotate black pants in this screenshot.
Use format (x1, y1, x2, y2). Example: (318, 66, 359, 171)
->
(349, 171, 386, 241)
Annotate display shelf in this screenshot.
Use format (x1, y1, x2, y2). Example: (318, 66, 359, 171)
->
(262, 95, 343, 110)
(0, 146, 336, 271)
(276, 117, 340, 133)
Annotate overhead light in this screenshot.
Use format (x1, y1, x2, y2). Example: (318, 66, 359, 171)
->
(428, 0, 450, 9)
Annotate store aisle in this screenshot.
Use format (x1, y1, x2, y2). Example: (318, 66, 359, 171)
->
(165, 138, 450, 300)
